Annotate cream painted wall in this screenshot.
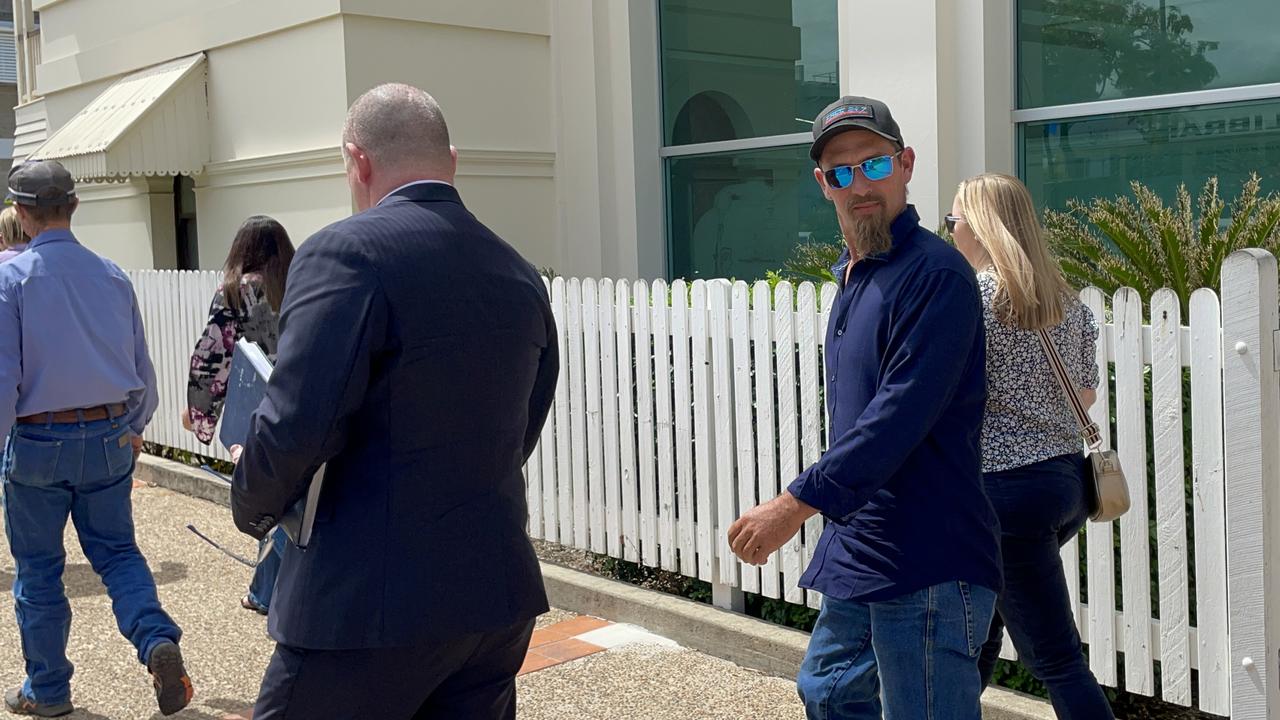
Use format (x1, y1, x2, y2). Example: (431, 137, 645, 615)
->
(195, 149, 352, 269)
(838, 0, 1015, 228)
(70, 179, 167, 269)
(549, 0, 665, 280)
(341, 12, 559, 270)
(205, 18, 349, 163)
(838, 0, 945, 230)
(33, 0, 340, 94)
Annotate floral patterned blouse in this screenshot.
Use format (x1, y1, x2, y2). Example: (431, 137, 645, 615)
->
(186, 273, 281, 444)
(978, 271, 1101, 473)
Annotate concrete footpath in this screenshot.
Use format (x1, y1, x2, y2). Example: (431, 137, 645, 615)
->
(0, 455, 1053, 719)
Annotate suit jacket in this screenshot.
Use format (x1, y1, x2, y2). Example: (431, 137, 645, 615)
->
(232, 182, 557, 649)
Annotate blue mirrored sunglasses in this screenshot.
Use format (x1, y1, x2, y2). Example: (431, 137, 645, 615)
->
(822, 151, 902, 189)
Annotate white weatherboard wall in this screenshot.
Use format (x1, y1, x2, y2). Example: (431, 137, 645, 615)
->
(134, 261, 1280, 717)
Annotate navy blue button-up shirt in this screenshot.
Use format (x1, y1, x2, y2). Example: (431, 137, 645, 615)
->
(787, 206, 1002, 601)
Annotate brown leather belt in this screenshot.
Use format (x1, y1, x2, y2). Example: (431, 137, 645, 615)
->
(17, 403, 128, 425)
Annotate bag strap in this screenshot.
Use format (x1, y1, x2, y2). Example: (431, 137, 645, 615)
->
(1035, 328, 1103, 450)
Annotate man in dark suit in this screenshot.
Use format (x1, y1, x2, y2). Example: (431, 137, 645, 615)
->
(231, 83, 558, 719)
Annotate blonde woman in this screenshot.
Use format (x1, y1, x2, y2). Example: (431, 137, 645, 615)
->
(948, 173, 1112, 719)
(0, 206, 30, 263)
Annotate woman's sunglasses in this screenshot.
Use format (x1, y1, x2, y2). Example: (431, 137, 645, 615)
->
(822, 151, 903, 190)
(944, 214, 963, 234)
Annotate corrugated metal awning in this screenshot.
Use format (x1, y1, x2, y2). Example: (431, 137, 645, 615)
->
(29, 53, 208, 181)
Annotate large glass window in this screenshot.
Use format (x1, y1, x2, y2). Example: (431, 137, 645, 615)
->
(660, 0, 840, 279)
(667, 145, 840, 280)
(1019, 0, 1280, 109)
(1021, 98, 1280, 211)
(661, 0, 837, 145)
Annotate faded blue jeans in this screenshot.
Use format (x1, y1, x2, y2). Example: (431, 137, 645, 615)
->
(797, 582, 997, 720)
(247, 527, 287, 610)
(1, 418, 181, 705)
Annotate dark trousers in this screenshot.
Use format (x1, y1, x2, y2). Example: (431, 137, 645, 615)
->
(977, 453, 1114, 720)
(252, 618, 535, 720)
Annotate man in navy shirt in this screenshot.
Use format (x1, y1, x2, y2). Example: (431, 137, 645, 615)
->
(729, 97, 1001, 719)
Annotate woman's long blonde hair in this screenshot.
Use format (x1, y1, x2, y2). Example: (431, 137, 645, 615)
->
(0, 207, 28, 251)
(956, 173, 1072, 330)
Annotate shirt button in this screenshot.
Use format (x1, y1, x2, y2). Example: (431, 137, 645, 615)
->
(836, 329, 844, 336)
(829, 374, 837, 383)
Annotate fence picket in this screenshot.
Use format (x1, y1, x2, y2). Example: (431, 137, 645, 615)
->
(730, 282, 760, 594)
(1114, 287, 1154, 695)
(653, 281, 678, 572)
(691, 281, 715, 582)
(774, 283, 804, 604)
(551, 278, 573, 546)
(540, 279, 559, 540)
(1082, 286, 1117, 686)
(582, 280, 605, 553)
(634, 280, 658, 567)
(616, 280, 639, 562)
(1190, 289, 1230, 715)
(709, 281, 739, 587)
(797, 283, 823, 610)
(567, 279, 589, 550)
(1152, 289, 1191, 705)
(753, 281, 781, 599)
(671, 281, 698, 577)
(599, 280, 621, 558)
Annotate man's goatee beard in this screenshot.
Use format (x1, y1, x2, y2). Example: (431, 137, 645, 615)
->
(845, 213, 893, 259)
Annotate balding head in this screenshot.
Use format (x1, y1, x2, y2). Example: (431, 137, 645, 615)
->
(341, 83, 459, 211)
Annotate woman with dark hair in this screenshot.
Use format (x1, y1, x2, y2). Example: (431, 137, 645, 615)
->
(184, 215, 295, 615)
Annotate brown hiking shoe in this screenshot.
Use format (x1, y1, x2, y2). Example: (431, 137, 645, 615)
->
(4, 687, 72, 718)
(147, 641, 194, 716)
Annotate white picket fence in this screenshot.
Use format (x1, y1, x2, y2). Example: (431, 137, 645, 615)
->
(131, 269, 235, 464)
(132, 250, 1280, 718)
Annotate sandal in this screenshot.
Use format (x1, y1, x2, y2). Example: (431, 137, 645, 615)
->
(240, 595, 268, 615)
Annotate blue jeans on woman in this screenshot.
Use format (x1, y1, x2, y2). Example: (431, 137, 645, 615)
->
(797, 581, 997, 720)
(1, 418, 182, 705)
(977, 453, 1114, 719)
(247, 527, 287, 610)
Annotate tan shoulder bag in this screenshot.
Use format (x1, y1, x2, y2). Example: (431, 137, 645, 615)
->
(1035, 328, 1131, 523)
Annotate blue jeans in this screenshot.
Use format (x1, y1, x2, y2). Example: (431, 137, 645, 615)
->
(247, 527, 287, 609)
(978, 453, 1113, 719)
(1, 418, 181, 705)
(797, 581, 997, 720)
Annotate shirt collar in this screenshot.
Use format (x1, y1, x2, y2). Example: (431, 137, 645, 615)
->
(29, 228, 77, 249)
(377, 179, 454, 207)
(829, 205, 921, 281)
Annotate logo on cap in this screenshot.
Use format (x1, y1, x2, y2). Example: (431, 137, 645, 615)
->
(823, 104, 875, 129)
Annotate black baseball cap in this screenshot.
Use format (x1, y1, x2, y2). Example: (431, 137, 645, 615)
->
(6, 160, 77, 207)
(810, 96, 904, 163)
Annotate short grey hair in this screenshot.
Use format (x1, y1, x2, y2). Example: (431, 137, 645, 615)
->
(342, 83, 452, 169)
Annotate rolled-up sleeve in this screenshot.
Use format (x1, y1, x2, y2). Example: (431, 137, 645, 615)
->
(787, 269, 983, 521)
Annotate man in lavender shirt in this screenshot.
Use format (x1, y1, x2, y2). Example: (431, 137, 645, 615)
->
(0, 160, 193, 717)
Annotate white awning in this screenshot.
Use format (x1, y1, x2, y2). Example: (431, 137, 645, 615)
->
(29, 53, 208, 181)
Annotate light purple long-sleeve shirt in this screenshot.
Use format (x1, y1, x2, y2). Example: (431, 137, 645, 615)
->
(0, 243, 29, 264)
(0, 229, 158, 439)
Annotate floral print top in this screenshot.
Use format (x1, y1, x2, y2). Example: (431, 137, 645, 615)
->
(186, 273, 281, 444)
(978, 271, 1101, 473)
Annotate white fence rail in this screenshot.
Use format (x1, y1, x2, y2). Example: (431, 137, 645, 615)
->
(134, 252, 1280, 718)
